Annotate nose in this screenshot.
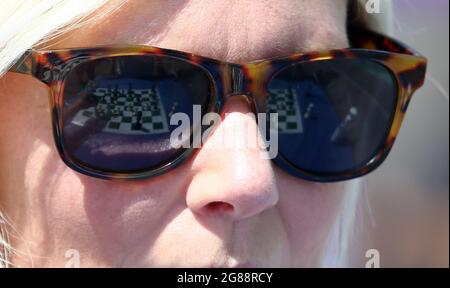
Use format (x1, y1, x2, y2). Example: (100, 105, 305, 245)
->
(186, 95, 279, 220)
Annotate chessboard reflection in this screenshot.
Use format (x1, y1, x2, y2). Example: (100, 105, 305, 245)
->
(60, 54, 212, 172)
(70, 80, 173, 135)
(266, 58, 396, 173)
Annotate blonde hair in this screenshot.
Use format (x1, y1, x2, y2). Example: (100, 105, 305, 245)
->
(322, 1, 393, 267)
(0, 0, 392, 267)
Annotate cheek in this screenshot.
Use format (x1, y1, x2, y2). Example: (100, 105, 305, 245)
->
(0, 74, 57, 185)
(276, 168, 347, 254)
(0, 74, 62, 214)
(42, 168, 187, 264)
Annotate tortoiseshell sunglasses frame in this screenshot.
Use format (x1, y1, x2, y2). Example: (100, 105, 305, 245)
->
(9, 27, 427, 182)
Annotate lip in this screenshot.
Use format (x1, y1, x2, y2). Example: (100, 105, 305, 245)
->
(206, 261, 258, 268)
(227, 262, 259, 268)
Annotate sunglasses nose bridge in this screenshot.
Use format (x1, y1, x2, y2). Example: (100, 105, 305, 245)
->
(224, 61, 274, 114)
(222, 65, 258, 114)
(229, 65, 245, 96)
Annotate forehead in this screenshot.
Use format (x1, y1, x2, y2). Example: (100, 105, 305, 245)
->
(47, 0, 349, 63)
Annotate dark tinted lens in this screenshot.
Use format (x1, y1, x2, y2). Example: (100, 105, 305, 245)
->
(61, 55, 212, 172)
(267, 58, 397, 173)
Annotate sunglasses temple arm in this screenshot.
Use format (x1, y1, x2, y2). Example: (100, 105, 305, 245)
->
(9, 49, 34, 75)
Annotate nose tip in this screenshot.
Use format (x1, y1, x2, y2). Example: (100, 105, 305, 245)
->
(186, 95, 279, 220)
(187, 170, 279, 220)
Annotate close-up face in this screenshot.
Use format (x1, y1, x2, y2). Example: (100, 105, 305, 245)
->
(0, 0, 439, 269)
(0, 0, 352, 267)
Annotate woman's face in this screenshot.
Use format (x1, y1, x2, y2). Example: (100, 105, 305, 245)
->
(0, 0, 353, 267)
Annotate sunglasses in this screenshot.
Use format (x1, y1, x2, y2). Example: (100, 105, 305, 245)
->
(9, 27, 427, 182)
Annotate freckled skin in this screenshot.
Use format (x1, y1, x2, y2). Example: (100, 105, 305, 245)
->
(0, 0, 353, 267)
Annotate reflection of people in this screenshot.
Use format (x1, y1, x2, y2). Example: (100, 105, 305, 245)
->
(274, 75, 355, 172)
(294, 76, 323, 100)
(0, 0, 392, 267)
(132, 111, 149, 133)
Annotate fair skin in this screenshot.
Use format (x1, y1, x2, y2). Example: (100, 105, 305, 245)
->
(0, 0, 351, 267)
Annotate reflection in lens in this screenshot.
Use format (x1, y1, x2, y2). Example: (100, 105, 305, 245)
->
(267, 58, 397, 173)
(61, 55, 211, 172)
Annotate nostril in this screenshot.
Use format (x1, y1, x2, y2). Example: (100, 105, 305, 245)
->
(205, 201, 234, 213)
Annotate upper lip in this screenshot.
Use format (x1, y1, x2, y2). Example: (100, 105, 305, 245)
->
(230, 262, 257, 268)
(209, 261, 259, 268)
